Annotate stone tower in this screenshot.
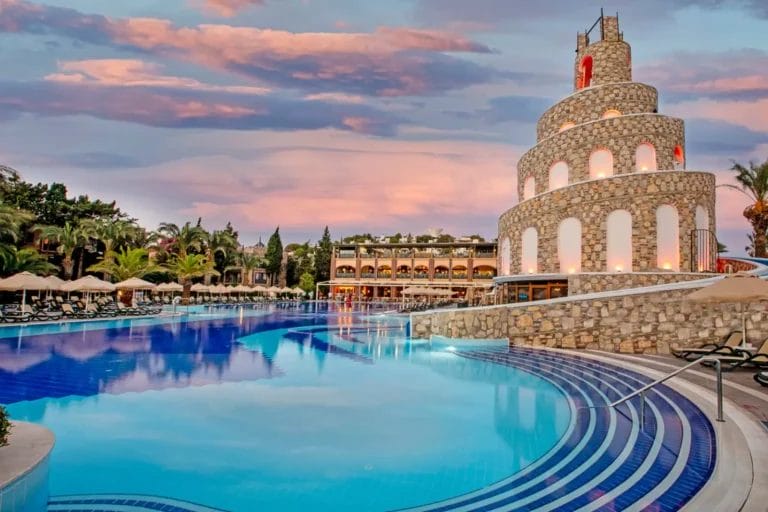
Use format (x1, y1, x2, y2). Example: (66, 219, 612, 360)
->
(498, 14, 716, 278)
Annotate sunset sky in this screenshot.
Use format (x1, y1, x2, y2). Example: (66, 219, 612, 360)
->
(0, 0, 766, 253)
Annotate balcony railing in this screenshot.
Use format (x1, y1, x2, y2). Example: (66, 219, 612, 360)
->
(336, 253, 357, 258)
(414, 273, 429, 279)
(452, 272, 468, 279)
(335, 272, 356, 278)
(473, 272, 497, 279)
(361, 273, 376, 278)
(475, 252, 496, 258)
(434, 274, 449, 279)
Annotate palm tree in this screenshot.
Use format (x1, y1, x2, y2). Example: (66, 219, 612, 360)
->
(724, 158, 768, 257)
(157, 222, 206, 259)
(80, 218, 140, 278)
(0, 202, 34, 270)
(203, 229, 238, 284)
(165, 253, 214, 303)
(87, 247, 160, 282)
(226, 251, 263, 285)
(34, 222, 87, 279)
(0, 247, 57, 276)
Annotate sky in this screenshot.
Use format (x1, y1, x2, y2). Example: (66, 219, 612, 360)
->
(0, 0, 766, 253)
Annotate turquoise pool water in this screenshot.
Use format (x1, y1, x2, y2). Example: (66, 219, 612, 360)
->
(2, 304, 570, 511)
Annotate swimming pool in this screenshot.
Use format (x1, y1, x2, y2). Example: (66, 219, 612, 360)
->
(1, 304, 715, 511)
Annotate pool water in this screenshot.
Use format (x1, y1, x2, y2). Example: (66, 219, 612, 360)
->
(2, 304, 570, 511)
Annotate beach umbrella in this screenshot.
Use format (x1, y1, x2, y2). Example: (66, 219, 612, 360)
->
(157, 282, 183, 293)
(115, 278, 157, 290)
(253, 285, 267, 294)
(686, 272, 768, 347)
(62, 275, 116, 292)
(190, 283, 209, 293)
(0, 272, 53, 309)
(44, 275, 66, 290)
(292, 287, 304, 295)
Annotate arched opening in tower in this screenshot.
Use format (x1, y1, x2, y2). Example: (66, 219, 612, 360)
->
(579, 55, 593, 89)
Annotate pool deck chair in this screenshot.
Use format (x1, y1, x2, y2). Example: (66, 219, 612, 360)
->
(715, 338, 768, 372)
(673, 331, 744, 361)
(755, 371, 768, 387)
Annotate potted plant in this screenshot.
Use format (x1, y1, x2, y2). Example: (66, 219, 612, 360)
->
(0, 405, 11, 446)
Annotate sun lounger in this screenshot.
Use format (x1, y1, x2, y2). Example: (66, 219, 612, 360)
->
(672, 331, 744, 361)
(0, 308, 31, 323)
(710, 338, 768, 372)
(754, 371, 768, 387)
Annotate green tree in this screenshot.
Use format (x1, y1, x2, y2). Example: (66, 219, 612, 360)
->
(203, 228, 239, 284)
(165, 253, 212, 303)
(35, 222, 87, 279)
(0, 202, 34, 255)
(265, 227, 283, 285)
(158, 221, 206, 258)
(87, 247, 160, 282)
(299, 272, 315, 294)
(314, 226, 332, 283)
(79, 218, 141, 279)
(724, 158, 768, 257)
(228, 251, 263, 286)
(0, 247, 57, 277)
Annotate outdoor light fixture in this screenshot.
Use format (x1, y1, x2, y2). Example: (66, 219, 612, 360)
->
(615, 265, 623, 272)
(663, 262, 672, 270)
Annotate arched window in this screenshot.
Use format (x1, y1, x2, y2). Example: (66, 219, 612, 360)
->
(549, 161, 569, 191)
(606, 210, 633, 272)
(656, 205, 680, 271)
(695, 205, 709, 231)
(602, 109, 621, 119)
(579, 55, 593, 89)
(396, 265, 411, 278)
(501, 237, 511, 276)
(523, 176, 536, 200)
(361, 265, 375, 278)
(414, 265, 429, 278)
(521, 227, 538, 274)
(451, 265, 468, 279)
(559, 122, 575, 132)
(336, 265, 356, 278)
(377, 265, 392, 277)
(558, 217, 582, 274)
(589, 149, 614, 179)
(674, 145, 685, 170)
(636, 143, 657, 172)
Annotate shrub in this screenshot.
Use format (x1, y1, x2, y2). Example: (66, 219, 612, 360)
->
(0, 405, 11, 447)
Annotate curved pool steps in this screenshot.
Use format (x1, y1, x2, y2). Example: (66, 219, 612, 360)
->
(47, 494, 226, 512)
(402, 346, 716, 512)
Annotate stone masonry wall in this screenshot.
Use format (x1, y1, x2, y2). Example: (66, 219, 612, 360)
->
(499, 171, 716, 274)
(567, 272, 715, 295)
(410, 285, 768, 354)
(537, 83, 657, 141)
(518, 114, 685, 199)
(574, 39, 632, 90)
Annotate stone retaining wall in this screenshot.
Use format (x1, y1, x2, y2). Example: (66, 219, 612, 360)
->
(567, 272, 714, 295)
(410, 284, 768, 354)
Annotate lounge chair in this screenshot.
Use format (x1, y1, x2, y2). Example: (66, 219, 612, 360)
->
(21, 304, 63, 321)
(713, 338, 768, 371)
(754, 371, 768, 387)
(672, 331, 744, 361)
(1, 308, 31, 323)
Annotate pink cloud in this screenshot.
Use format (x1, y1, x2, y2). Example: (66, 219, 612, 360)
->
(45, 59, 270, 95)
(22, 131, 518, 237)
(0, 0, 494, 96)
(668, 99, 768, 132)
(198, 0, 265, 17)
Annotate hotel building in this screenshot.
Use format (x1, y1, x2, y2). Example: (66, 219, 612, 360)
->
(323, 241, 498, 301)
(495, 13, 717, 303)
